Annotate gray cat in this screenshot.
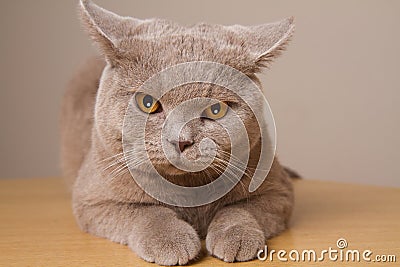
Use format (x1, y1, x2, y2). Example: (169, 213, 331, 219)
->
(61, 0, 296, 265)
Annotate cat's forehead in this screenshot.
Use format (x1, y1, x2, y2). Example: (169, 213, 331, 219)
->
(116, 20, 256, 74)
(126, 19, 237, 42)
(159, 83, 239, 108)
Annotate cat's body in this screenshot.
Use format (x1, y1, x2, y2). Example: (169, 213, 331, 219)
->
(61, 0, 295, 265)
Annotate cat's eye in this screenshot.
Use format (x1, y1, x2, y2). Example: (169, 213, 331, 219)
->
(135, 93, 161, 114)
(202, 101, 228, 120)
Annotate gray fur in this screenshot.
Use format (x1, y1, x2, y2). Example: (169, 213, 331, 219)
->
(60, 0, 295, 265)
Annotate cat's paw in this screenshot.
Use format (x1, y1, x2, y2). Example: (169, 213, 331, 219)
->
(206, 224, 265, 262)
(128, 218, 201, 266)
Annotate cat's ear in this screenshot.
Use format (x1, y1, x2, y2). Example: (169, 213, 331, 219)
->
(230, 17, 295, 69)
(79, 0, 142, 63)
(251, 17, 295, 68)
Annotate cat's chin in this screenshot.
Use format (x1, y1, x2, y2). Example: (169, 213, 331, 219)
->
(154, 164, 191, 177)
(128, 162, 190, 177)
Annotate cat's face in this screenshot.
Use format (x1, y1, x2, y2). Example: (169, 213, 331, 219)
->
(81, 0, 294, 180)
(133, 84, 260, 177)
(96, 62, 261, 179)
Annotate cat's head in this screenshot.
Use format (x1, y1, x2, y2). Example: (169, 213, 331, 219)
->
(79, 0, 294, 180)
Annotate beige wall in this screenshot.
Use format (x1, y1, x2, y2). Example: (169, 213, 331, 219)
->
(0, 0, 399, 187)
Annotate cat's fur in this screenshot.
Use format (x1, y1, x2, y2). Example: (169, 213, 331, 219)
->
(61, 0, 295, 265)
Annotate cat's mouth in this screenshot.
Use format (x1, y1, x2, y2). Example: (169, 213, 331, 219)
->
(123, 148, 233, 187)
(151, 159, 225, 187)
(153, 154, 215, 175)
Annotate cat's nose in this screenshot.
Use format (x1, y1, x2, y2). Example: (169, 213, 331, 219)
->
(169, 139, 193, 153)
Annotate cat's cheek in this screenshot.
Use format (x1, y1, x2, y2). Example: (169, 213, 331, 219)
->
(94, 113, 124, 154)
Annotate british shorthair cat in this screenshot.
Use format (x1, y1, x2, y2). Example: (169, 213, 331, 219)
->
(61, 0, 296, 265)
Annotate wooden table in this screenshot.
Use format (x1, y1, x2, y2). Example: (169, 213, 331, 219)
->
(0, 178, 398, 266)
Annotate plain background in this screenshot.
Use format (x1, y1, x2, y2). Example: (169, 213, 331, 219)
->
(0, 0, 399, 187)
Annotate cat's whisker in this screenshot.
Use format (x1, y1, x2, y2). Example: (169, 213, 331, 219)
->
(107, 157, 145, 180)
(214, 157, 252, 180)
(206, 165, 223, 195)
(97, 151, 132, 164)
(213, 158, 252, 196)
(100, 151, 139, 172)
(107, 167, 130, 182)
(107, 163, 127, 178)
(102, 150, 149, 171)
(203, 168, 215, 186)
(216, 149, 273, 172)
(126, 157, 148, 170)
(213, 160, 246, 181)
(210, 163, 248, 196)
(215, 150, 273, 181)
(105, 155, 147, 179)
(97, 151, 138, 173)
(102, 157, 125, 172)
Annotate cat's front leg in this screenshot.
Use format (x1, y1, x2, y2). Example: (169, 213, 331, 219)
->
(206, 186, 293, 262)
(127, 205, 201, 265)
(74, 202, 201, 265)
(205, 206, 266, 262)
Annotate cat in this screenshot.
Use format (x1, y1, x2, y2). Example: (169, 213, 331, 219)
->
(60, 0, 296, 265)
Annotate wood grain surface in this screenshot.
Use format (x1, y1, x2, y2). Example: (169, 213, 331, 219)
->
(0, 178, 398, 266)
